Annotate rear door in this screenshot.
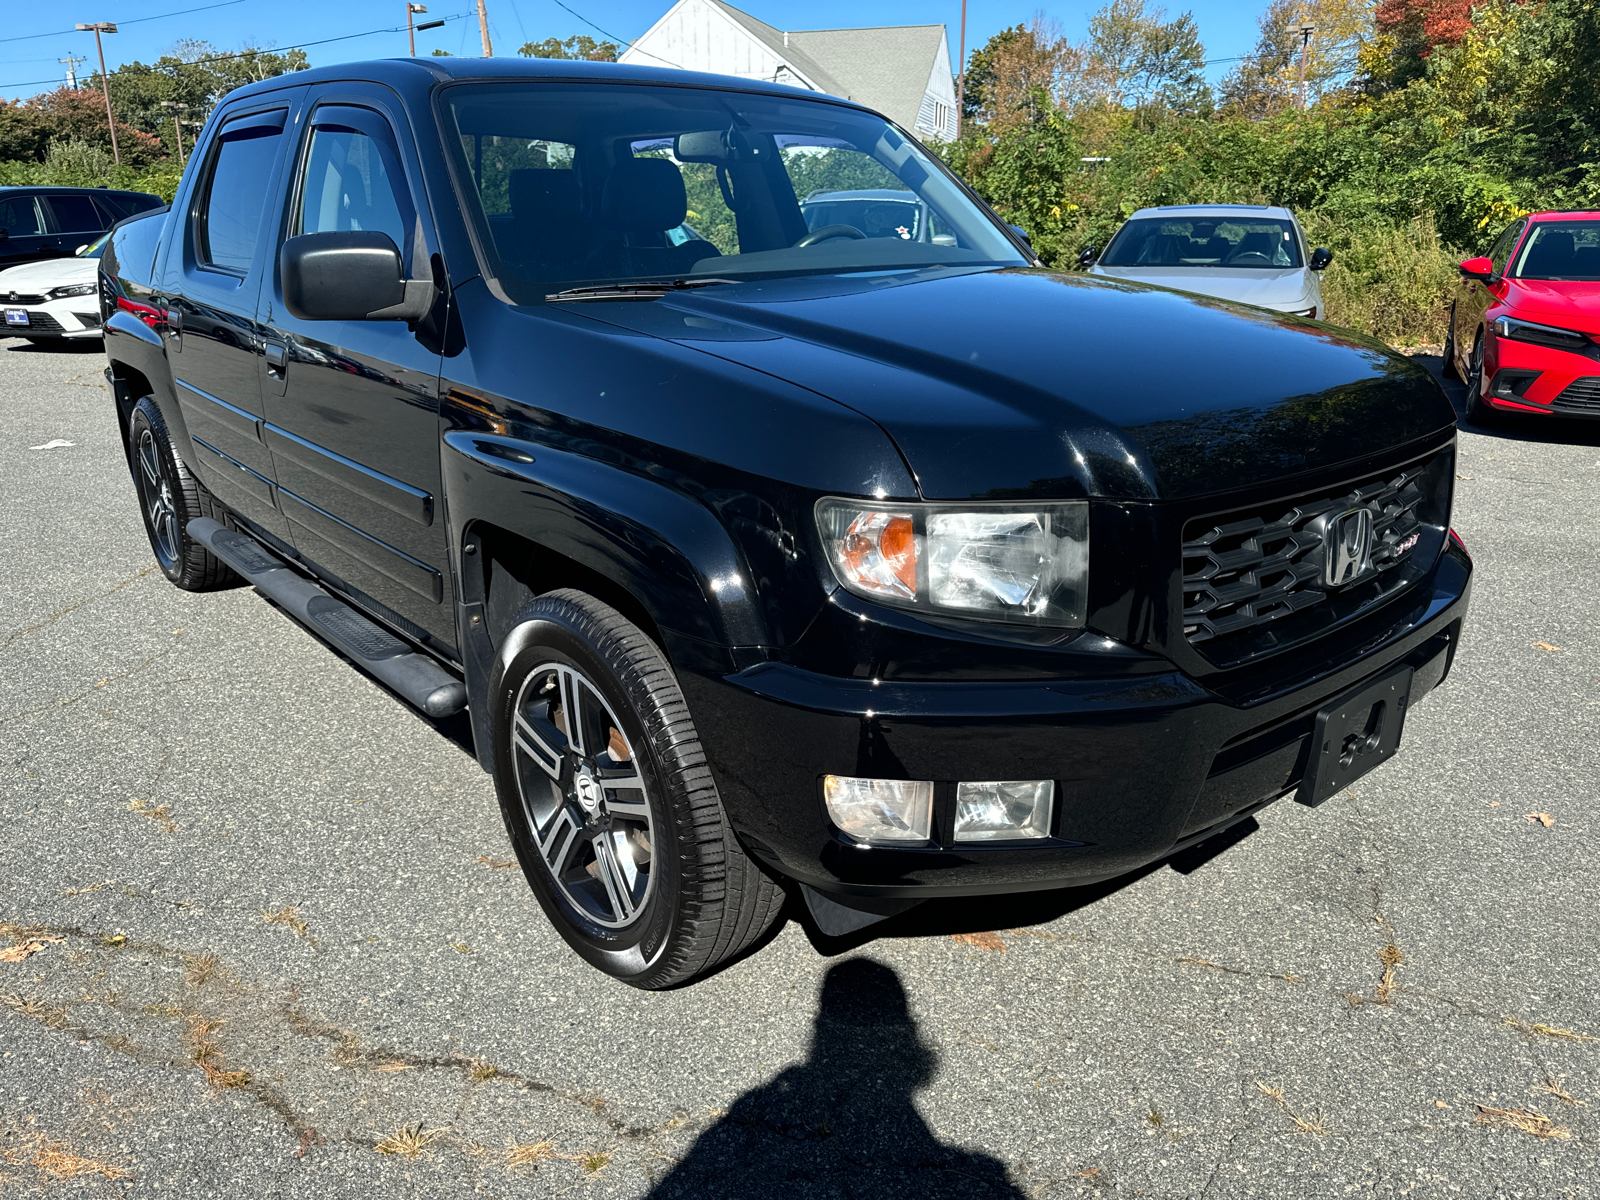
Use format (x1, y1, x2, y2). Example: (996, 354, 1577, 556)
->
(42, 193, 109, 257)
(258, 87, 452, 645)
(0, 193, 50, 266)
(161, 95, 304, 544)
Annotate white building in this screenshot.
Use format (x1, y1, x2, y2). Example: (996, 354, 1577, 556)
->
(621, 0, 959, 142)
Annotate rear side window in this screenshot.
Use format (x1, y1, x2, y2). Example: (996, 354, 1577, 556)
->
(198, 111, 287, 273)
(0, 195, 44, 237)
(296, 117, 414, 268)
(47, 194, 105, 233)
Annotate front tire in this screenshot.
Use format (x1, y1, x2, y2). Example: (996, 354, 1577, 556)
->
(128, 396, 239, 591)
(1463, 330, 1496, 426)
(491, 590, 785, 988)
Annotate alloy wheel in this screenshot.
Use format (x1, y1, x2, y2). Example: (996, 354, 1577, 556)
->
(136, 427, 180, 569)
(510, 661, 654, 930)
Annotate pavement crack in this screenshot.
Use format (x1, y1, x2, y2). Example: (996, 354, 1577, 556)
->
(0, 565, 157, 656)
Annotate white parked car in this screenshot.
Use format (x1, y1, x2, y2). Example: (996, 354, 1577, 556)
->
(1084, 204, 1331, 318)
(0, 234, 107, 342)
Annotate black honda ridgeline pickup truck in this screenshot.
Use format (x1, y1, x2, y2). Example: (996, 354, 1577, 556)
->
(101, 58, 1471, 987)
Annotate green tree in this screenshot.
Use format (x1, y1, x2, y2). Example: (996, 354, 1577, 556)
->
(519, 35, 620, 61)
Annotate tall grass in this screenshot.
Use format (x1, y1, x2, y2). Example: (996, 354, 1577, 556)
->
(1301, 212, 1463, 347)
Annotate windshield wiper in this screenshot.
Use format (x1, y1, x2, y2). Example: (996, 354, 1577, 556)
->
(544, 278, 741, 302)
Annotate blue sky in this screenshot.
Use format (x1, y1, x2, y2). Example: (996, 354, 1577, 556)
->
(0, 0, 1265, 104)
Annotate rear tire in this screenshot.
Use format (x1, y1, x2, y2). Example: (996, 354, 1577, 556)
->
(491, 590, 785, 989)
(1441, 304, 1460, 380)
(128, 396, 240, 591)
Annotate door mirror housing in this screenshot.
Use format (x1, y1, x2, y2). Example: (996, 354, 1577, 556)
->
(279, 231, 433, 322)
(1008, 224, 1031, 245)
(1078, 245, 1099, 268)
(1458, 255, 1497, 283)
(1308, 246, 1332, 272)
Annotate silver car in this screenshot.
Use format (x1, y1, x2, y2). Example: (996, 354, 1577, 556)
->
(1084, 204, 1331, 318)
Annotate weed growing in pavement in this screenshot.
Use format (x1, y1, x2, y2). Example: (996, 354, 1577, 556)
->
(1541, 1078, 1584, 1106)
(261, 906, 309, 938)
(374, 1124, 445, 1158)
(1374, 943, 1404, 1005)
(1256, 1081, 1330, 1134)
(184, 952, 219, 988)
(1503, 1016, 1598, 1043)
(504, 1139, 556, 1169)
(1, 1131, 131, 1181)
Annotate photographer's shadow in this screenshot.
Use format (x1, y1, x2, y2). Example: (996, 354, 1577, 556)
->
(649, 958, 1024, 1198)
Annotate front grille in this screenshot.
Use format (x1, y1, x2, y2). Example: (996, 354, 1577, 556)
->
(3, 292, 46, 305)
(1182, 460, 1435, 648)
(11, 310, 63, 332)
(1553, 377, 1600, 414)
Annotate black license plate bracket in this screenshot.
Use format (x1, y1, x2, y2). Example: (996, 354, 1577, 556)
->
(1295, 665, 1414, 807)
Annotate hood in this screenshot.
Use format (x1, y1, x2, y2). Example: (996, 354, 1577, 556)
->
(576, 268, 1454, 501)
(1090, 265, 1311, 311)
(1506, 279, 1600, 329)
(0, 256, 97, 293)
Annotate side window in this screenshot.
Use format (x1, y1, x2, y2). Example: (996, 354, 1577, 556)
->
(1489, 219, 1525, 276)
(47, 195, 106, 234)
(198, 112, 287, 273)
(296, 117, 414, 266)
(0, 195, 44, 237)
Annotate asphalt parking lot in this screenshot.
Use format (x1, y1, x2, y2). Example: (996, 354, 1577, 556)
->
(2, 335, 1597, 1199)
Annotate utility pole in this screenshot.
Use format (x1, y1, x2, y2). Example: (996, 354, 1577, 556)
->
(75, 23, 120, 167)
(59, 53, 86, 89)
(1296, 24, 1315, 111)
(407, 3, 427, 56)
(476, 0, 494, 57)
(956, 0, 966, 139)
(160, 100, 189, 167)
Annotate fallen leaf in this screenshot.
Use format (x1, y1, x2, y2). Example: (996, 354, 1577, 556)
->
(476, 855, 517, 869)
(1435, 1100, 1451, 1109)
(0, 936, 64, 963)
(1526, 812, 1555, 828)
(951, 931, 1006, 952)
(1532, 642, 1562, 652)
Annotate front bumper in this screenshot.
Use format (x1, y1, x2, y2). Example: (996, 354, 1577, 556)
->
(1484, 328, 1600, 416)
(684, 542, 1471, 899)
(1, 299, 104, 339)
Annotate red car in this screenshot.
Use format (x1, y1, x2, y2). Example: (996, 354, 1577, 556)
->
(1444, 210, 1600, 423)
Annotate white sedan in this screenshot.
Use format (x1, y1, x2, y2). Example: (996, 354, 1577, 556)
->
(1085, 204, 1331, 318)
(0, 234, 106, 341)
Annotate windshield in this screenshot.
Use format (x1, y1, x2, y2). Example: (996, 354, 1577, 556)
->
(440, 82, 1025, 302)
(1510, 220, 1600, 280)
(77, 234, 109, 259)
(1101, 216, 1303, 269)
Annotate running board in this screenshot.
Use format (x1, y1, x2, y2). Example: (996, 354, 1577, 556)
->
(188, 518, 467, 718)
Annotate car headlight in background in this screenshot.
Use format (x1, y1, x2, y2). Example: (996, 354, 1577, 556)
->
(49, 284, 97, 299)
(816, 498, 1089, 626)
(1492, 315, 1596, 353)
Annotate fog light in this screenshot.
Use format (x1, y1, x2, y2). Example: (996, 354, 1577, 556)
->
(823, 775, 933, 844)
(953, 780, 1054, 841)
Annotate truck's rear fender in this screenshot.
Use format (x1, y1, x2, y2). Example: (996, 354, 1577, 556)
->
(101, 208, 189, 469)
(445, 430, 769, 771)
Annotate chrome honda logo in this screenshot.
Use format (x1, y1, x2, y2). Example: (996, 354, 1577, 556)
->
(1323, 507, 1373, 587)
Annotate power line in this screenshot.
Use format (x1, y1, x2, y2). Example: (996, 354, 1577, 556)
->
(0, 12, 473, 91)
(0, 1, 247, 47)
(543, 0, 676, 66)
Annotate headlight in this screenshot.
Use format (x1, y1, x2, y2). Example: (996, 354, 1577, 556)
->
(816, 497, 1089, 626)
(49, 283, 96, 299)
(1492, 315, 1595, 352)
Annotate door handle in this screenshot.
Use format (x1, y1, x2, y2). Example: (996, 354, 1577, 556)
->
(264, 342, 287, 377)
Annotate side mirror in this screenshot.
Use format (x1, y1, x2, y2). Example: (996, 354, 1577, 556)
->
(1078, 245, 1099, 268)
(75, 244, 89, 255)
(1308, 246, 1332, 272)
(279, 231, 433, 322)
(1008, 224, 1031, 244)
(1458, 256, 1496, 283)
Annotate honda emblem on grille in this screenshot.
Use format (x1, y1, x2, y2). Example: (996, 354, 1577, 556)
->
(1323, 507, 1373, 587)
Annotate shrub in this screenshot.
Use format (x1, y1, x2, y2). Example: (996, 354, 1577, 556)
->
(1303, 211, 1462, 346)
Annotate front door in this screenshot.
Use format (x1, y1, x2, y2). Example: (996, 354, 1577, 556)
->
(42, 193, 110, 257)
(258, 88, 451, 646)
(161, 97, 303, 544)
(0, 193, 50, 267)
